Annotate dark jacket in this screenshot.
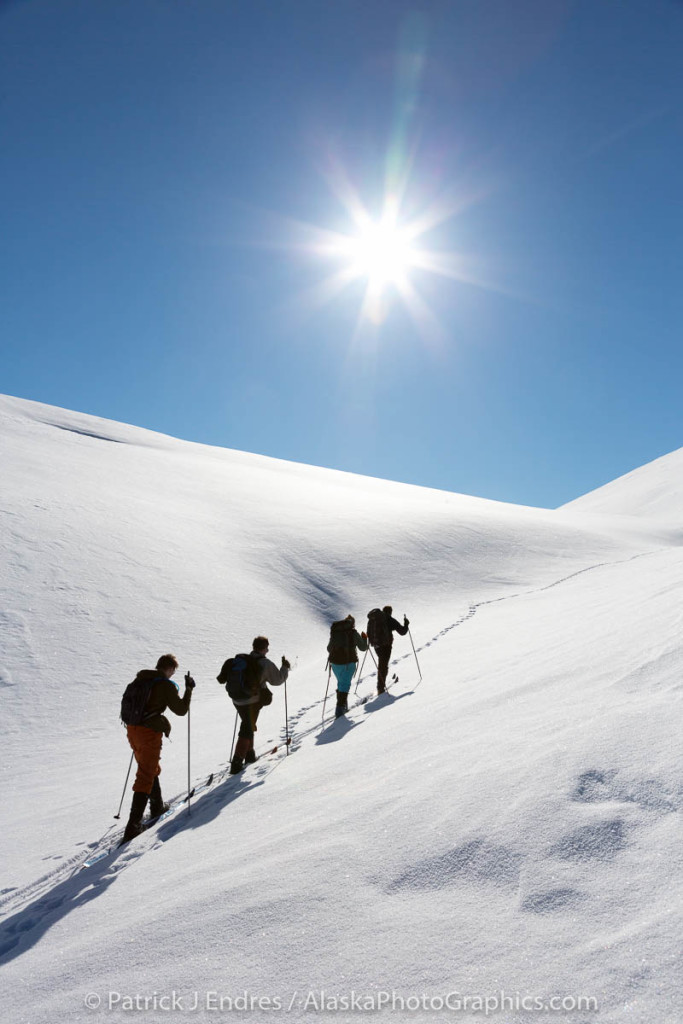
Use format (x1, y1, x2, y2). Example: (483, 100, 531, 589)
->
(374, 613, 409, 649)
(136, 671, 192, 736)
(388, 615, 409, 638)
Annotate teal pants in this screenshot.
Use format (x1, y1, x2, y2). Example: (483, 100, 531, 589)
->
(331, 663, 356, 693)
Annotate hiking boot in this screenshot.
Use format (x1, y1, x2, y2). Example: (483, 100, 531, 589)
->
(230, 756, 244, 774)
(335, 689, 348, 717)
(244, 749, 257, 764)
(149, 777, 169, 819)
(120, 791, 149, 844)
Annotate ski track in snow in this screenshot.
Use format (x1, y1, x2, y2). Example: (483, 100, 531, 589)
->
(0, 544, 666, 965)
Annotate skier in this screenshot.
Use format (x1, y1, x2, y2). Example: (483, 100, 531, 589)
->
(367, 606, 409, 694)
(121, 654, 195, 843)
(230, 636, 289, 774)
(326, 615, 368, 717)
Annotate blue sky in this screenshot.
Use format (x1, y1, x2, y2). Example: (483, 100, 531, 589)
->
(2, 0, 682, 507)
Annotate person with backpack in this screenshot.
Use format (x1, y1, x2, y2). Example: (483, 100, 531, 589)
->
(366, 606, 409, 694)
(327, 615, 368, 717)
(218, 636, 290, 775)
(120, 653, 195, 844)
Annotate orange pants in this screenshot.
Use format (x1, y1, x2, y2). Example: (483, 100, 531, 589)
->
(127, 725, 163, 794)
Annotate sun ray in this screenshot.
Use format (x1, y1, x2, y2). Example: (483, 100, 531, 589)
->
(394, 274, 447, 355)
(411, 248, 541, 306)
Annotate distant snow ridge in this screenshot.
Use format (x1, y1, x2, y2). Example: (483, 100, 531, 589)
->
(562, 445, 683, 519)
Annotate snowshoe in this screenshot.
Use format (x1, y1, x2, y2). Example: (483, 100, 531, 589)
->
(119, 791, 149, 844)
(148, 778, 169, 819)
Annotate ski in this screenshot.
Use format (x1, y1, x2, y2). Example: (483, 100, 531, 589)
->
(83, 740, 292, 869)
(83, 803, 178, 867)
(348, 673, 401, 711)
(265, 736, 292, 757)
(82, 771, 217, 869)
(232, 737, 292, 773)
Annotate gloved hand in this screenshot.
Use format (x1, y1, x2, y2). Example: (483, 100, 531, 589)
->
(184, 673, 196, 690)
(281, 656, 291, 671)
(361, 631, 367, 640)
(404, 617, 410, 627)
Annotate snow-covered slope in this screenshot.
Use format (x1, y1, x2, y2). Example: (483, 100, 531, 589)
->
(2, 394, 682, 1024)
(562, 446, 683, 520)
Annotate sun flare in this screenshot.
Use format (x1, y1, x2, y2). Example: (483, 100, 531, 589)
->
(340, 220, 416, 287)
(289, 157, 498, 339)
(281, 19, 504, 339)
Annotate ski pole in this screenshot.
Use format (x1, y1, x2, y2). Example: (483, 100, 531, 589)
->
(229, 710, 238, 761)
(407, 625, 422, 681)
(368, 645, 385, 691)
(321, 662, 332, 725)
(354, 646, 369, 694)
(114, 752, 135, 818)
(284, 675, 290, 754)
(187, 701, 192, 816)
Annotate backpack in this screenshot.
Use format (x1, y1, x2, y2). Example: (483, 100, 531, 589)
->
(217, 653, 264, 701)
(120, 674, 160, 726)
(367, 608, 392, 647)
(327, 620, 356, 665)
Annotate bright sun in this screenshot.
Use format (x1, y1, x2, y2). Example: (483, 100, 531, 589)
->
(342, 220, 416, 286)
(315, 210, 429, 325)
(293, 167, 478, 336)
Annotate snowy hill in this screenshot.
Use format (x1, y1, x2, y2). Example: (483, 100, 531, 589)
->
(2, 394, 683, 1024)
(562, 446, 683, 520)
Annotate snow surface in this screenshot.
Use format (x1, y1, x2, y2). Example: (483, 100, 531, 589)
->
(562, 446, 683, 520)
(1, 393, 682, 1023)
